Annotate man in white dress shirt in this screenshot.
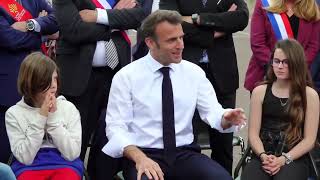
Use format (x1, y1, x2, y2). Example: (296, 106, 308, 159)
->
(103, 10, 246, 180)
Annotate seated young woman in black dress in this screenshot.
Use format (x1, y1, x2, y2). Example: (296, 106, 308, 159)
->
(242, 39, 319, 180)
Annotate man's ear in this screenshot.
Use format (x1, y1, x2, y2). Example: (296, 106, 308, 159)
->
(145, 37, 155, 50)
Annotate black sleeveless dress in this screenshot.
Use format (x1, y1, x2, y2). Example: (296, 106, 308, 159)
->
(259, 83, 290, 155)
(242, 83, 310, 180)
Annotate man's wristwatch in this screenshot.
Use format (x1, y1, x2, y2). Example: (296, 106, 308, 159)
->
(191, 13, 199, 25)
(26, 20, 35, 32)
(281, 153, 293, 165)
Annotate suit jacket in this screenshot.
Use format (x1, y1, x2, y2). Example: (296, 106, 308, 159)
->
(0, 0, 58, 106)
(132, 0, 153, 60)
(244, 0, 320, 91)
(54, 0, 146, 96)
(160, 0, 249, 94)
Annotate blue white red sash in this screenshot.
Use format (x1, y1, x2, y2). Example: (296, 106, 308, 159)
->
(261, 0, 294, 40)
(92, 0, 131, 45)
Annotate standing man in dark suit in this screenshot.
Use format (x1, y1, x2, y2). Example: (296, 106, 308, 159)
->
(0, 0, 58, 163)
(160, 0, 248, 174)
(53, 0, 146, 178)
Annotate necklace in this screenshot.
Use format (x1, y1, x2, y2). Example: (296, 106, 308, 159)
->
(279, 98, 289, 107)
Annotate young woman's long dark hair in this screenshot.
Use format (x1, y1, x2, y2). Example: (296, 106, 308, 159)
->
(263, 39, 313, 149)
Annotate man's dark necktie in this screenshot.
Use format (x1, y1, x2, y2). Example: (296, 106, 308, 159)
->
(160, 67, 176, 165)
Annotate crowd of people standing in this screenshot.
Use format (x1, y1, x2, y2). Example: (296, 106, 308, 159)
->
(0, 0, 319, 180)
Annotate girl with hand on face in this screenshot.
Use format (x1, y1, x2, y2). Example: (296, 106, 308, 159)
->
(241, 39, 320, 180)
(5, 52, 83, 180)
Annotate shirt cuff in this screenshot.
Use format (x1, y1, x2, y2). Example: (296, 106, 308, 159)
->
(46, 112, 61, 127)
(96, 8, 109, 25)
(102, 133, 135, 158)
(31, 113, 47, 129)
(30, 19, 41, 32)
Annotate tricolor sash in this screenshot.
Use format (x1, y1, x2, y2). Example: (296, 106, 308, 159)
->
(91, 0, 131, 45)
(0, 0, 33, 22)
(261, 0, 294, 40)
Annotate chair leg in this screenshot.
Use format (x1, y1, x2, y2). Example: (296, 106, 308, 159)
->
(232, 136, 245, 155)
(233, 146, 251, 179)
(309, 152, 319, 178)
(7, 153, 14, 166)
(84, 169, 90, 180)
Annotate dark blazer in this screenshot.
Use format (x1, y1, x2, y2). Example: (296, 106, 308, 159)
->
(54, 0, 146, 96)
(160, 0, 249, 94)
(132, 0, 153, 60)
(0, 0, 58, 106)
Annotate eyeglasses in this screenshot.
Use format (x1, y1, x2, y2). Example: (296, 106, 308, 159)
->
(272, 59, 289, 68)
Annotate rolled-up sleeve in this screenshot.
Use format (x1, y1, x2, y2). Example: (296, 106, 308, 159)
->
(102, 71, 136, 158)
(196, 69, 238, 133)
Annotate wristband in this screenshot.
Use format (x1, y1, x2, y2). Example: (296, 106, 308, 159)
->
(281, 153, 293, 165)
(258, 152, 267, 159)
(191, 13, 199, 25)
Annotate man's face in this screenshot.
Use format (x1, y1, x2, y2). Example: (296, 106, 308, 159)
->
(147, 21, 184, 65)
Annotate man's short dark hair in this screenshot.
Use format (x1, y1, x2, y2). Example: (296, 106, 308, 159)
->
(140, 10, 182, 40)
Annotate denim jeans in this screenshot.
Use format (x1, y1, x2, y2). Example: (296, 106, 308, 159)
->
(0, 163, 16, 180)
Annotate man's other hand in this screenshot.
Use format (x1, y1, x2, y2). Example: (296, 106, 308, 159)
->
(228, 3, 237, 11)
(38, 10, 48, 17)
(136, 156, 164, 180)
(213, 3, 237, 38)
(222, 108, 246, 129)
(47, 31, 59, 40)
(79, 9, 97, 23)
(114, 0, 137, 9)
(11, 21, 27, 32)
(124, 145, 164, 180)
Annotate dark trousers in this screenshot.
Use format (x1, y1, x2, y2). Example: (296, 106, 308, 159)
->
(123, 145, 232, 180)
(241, 156, 309, 180)
(63, 66, 120, 179)
(198, 63, 236, 174)
(310, 53, 320, 92)
(0, 106, 10, 163)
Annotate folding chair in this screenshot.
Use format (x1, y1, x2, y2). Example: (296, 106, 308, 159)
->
(194, 118, 246, 152)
